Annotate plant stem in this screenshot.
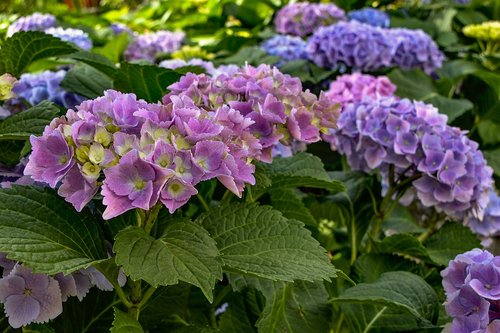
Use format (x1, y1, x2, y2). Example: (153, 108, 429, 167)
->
(82, 298, 121, 332)
(212, 285, 232, 309)
(137, 285, 157, 308)
(220, 189, 233, 204)
(144, 204, 162, 235)
(128, 279, 142, 320)
(363, 307, 387, 333)
(197, 193, 210, 212)
(334, 313, 345, 333)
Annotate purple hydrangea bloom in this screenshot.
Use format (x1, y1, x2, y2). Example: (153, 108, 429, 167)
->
(307, 21, 445, 74)
(275, 2, 346, 37)
(388, 27, 444, 75)
(348, 8, 390, 28)
(0, 265, 62, 328)
(109, 23, 133, 36)
(124, 30, 185, 63)
(326, 97, 493, 221)
(44, 27, 92, 50)
(159, 58, 216, 75)
(465, 191, 500, 240)
(325, 73, 396, 108)
(261, 34, 309, 65)
(7, 13, 56, 37)
(307, 21, 393, 72)
(10, 70, 86, 110)
(442, 250, 500, 332)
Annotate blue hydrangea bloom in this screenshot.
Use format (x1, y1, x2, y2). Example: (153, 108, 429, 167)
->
(11, 70, 86, 109)
(44, 27, 92, 50)
(348, 8, 390, 28)
(7, 13, 56, 37)
(261, 34, 309, 65)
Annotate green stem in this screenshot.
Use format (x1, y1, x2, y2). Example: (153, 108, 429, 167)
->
(334, 313, 345, 333)
(128, 279, 142, 320)
(137, 285, 157, 309)
(220, 189, 233, 204)
(212, 285, 232, 309)
(197, 193, 210, 212)
(362, 307, 387, 333)
(143, 204, 162, 235)
(83, 298, 121, 332)
(245, 186, 255, 203)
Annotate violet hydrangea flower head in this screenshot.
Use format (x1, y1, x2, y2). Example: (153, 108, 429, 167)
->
(442, 249, 500, 332)
(167, 63, 340, 162)
(261, 34, 309, 65)
(124, 30, 185, 63)
(159, 58, 216, 75)
(109, 23, 133, 36)
(10, 70, 86, 110)
(275, 2, 346, 37)
(325, 73, 396, 108)
(307, 21, 393, 72)
(44, 27, 92, 50)
(464, 191, 500, 240)
(388, 27, 444, 75)
(6, 13, 56, 37)
(348, 7, 390, 28)
(326, 97, 493, 221)
(0, 265, 62, 328)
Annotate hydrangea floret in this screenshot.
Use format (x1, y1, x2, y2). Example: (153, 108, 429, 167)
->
(124, 30, 185, 63)
(348, 7, 390, 28)
(6, 13, 56, 37)
(44, 27, 93, 50)
(261, 34, 309, 65)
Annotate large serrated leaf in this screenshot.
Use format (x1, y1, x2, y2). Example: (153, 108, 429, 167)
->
(0, 31, 78, 76)
(0, 101, 60, 140)
(61, 64, 113, 99)
(334, 271, 439, 326)
(196, 203, 337, 282)
(372, 234, 433, 263)
(269, 189, 316, 226)
(110, 308, 144, 333)
(113, 62, 182, 102)
(424, 222, 480, 266)
(256, 281, 331, 333)
(65, 51, 117, 77)
(254, 152, 345, 198)
(0, 186, 107, 275)
(113, 223, 222, 302)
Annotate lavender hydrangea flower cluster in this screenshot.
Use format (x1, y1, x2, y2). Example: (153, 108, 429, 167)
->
(348, 8, 390, 28)
(465, 191, 500, 240)
(6, 13, 56, 37)
(261, 34, 309, 64)
(124, 30, 185, 63)
(167, 64, 340, 162)
(109, 23, 133, 36)
(441, 249, 500, 332)
(9, 70, 86, 110)
(275, 2, 346, 37)
(44, 27, 93, 50)
(326, 97, 493, 221)
(159, 58, 216, 75)
(307, 21, 444, 74)
(0, 256, 124, 328)
(325, 73, 396, 108)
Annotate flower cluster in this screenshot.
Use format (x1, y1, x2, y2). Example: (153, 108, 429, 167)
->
(9, 70, 86, 110)
(441, 249, 500, 332)
(261, 34, 309, 65)
(124, 30, 185, 63)
(307, 21, 444, 74)
(275, 2, 346, 37)
(167, 64, 340, 162)
(6, 13, 56, 37)
(0, 255, 124, 328)
(327, 97, 493, 221)
(463, 21, 500, 42)
(109, 23, 133, 36)
(159, 58, 216, 75)
(0, 74, 18, 101)
(44, 27, 93, 50)
(348, 8, 390, 28)
(325, 73, 396, 108)
(465, 191, 500, 240)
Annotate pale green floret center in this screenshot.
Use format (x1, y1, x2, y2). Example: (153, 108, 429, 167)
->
(134, 179, 145, 191)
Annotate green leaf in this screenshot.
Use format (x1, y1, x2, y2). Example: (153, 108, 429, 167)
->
(354, 253, 422, 283)
(478, 120, 500, 145)
(94, 32, 130, 63)
(0, 31, 78, 76)
(424, 222, 480, 266)
(219, 292, 258, 333)
(61, 64, 113, 99)
(334, 271, 439, 326)
(65, 51, 117, 77)
(280, 60, 334, 84)
(269, 189, 316, 226)
(196, 203, 337, 282)
(388, 69, 472, 122)
(114, 223, 222, 302)
(484, 149, 500, 177)
(381, 204, 426, 234)
(113, 62, 182, 102)
(0, 140, 26, 165)
(110, 308, 144, 333)
(0, 186, 107, 275)
(140, 284, 190, 329)
(473, 70, 500, 98)
(372, 234, 432, 263)
(0, 101, 60, 140)
(257, 281, 331, 333)
(254, 152, 345, 198)
(216, 46, 279, 67)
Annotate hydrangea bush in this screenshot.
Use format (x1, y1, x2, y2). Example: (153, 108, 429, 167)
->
(0, 1, 499, 332)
